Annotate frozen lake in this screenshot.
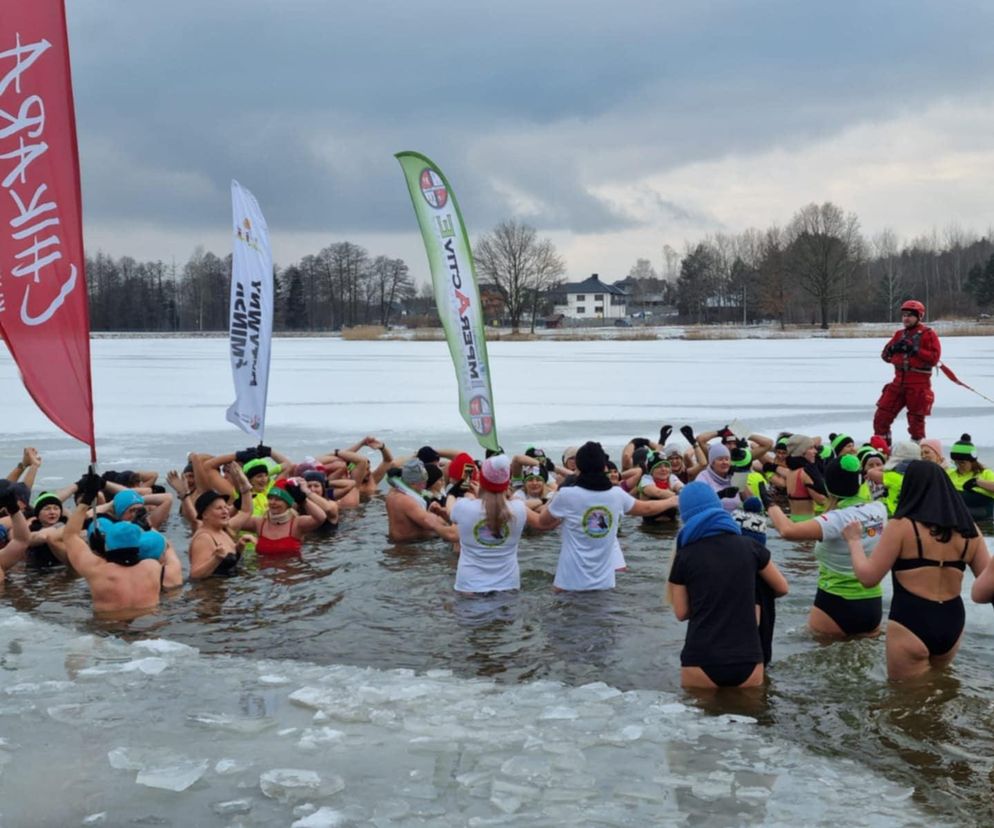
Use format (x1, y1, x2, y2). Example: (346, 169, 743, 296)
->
(1, 336, 992, 826)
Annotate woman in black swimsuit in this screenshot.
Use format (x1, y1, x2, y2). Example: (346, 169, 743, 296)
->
(845, 460, 991, 681)
(188, 491, 244, 579)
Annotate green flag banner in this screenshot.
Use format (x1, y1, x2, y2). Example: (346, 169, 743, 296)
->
(396, 151, 499, 452)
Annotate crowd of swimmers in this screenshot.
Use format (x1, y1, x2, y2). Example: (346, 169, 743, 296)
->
(1, 425, 993, 689)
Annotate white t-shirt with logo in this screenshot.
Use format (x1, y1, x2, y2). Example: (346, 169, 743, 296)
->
(547, 486, 636, 590)
(451, 497, 527, 593)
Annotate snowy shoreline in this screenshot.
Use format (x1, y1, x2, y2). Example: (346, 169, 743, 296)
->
(87, 319, 994, 342)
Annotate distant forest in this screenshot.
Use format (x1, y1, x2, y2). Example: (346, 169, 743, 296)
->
(86, 203, 994, 331)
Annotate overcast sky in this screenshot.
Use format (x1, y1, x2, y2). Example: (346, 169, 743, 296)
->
(67, 1, 994, 284)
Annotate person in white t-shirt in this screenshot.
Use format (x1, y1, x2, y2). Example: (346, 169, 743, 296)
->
(450, 455, 542, 595)
(536, 441, 678, 591)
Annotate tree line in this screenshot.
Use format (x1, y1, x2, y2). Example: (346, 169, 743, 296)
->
(86, 243, 418, 332)
(86, 202, 994, 332)
(667, 203, 994, 329)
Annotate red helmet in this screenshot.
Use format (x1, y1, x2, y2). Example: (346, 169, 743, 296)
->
(900, 300, 925, 318)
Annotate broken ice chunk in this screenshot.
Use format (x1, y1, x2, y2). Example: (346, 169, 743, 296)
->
(212, 799, 253, 815)
(259, 768, 323, 802)
(136, 759, 208, 791)
(291, 807, 347, 827)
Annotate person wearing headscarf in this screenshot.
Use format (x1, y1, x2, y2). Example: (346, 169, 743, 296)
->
(449, 455, 542, 595)
(845, 460, 991, 680)
(535, 441, 677, 591)
(667, 483, 788, 689)
(764, 456, 887, 640)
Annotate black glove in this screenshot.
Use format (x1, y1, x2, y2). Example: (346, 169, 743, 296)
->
(659, 425, 673, 445)
(235, 447, 257, 464)
(963, 478, 980, 492)
(891, 340, 909, 354)
(0, 488, 19, 516)
(719, 425, 734, 439)
(757, 482, 774, 510)
(286, 482, 307, 506)
(631, 437, 650, 449)
(543, 458, 555, 474)
(78, 471, 103, 505)
(717, 486, 740, 499)
(680, 425, 696, 445)
(256, 444, 273, 459)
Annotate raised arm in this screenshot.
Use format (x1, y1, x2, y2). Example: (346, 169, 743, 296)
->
(844, 518, 901, 587)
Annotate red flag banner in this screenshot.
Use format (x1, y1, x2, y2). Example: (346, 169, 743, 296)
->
(938, 362, 994, 406)
(0, 1, 95, 457)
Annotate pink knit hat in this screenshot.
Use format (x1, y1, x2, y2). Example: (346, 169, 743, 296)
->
(920, 438, 943, 459)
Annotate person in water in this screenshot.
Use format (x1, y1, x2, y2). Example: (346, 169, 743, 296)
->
(228, 468, 329, 557)
(945, 434, 994, 521)
(845, 460, 991, 681)
(188, 490, 246, 579)
(535, 441, 680, 591)
(62, 472, 183, 617)
(872, 299, 940, 442)
(764, 456, 886, 640)
(449, 454, 543, 595)
(667, 482, 789, 689)
(384, 459, 458, 544)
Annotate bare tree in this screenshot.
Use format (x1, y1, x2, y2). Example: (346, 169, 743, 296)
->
(474, 219, 565, 333)
(786, 202, 863, 329)
(873, 228, 903, 322)
(755, 227, 792, 330)
(368, 256, 414, 327)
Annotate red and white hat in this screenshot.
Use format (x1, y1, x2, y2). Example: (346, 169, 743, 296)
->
(480, 454, 511, 492)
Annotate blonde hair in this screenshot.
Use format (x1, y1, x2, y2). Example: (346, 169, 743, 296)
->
(482, 488, 511, 539)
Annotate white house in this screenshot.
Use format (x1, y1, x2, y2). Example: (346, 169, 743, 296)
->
(552, 274, 627, 320)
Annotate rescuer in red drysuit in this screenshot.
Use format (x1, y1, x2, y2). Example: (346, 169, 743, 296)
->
(872, 300, 941, 442)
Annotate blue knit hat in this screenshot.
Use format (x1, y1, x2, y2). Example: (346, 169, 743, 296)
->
(678, 481, 721, 520)
(112, 489, 144, 516)
(138, 530, 166, 561)
(104, 521, 142, 551)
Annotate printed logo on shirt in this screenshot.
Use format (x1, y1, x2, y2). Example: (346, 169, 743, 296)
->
(473, 518, 509, 547)
(581, 506, 613, 538)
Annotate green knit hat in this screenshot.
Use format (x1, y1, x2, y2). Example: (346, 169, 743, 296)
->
(242, 458, 270, 478)
(830, 433, 854, 456)
(731, 447, 753, 470)
(950, 434, 977, 461)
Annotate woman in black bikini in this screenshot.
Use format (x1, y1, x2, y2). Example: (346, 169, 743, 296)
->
(845, 460, 991, 681)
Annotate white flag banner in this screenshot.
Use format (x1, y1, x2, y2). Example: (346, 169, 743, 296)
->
(226, 180, 273, 441)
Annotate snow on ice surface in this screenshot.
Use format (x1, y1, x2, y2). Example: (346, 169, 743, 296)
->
(0, 608, 946, 827)
(2, 337, 993, 458)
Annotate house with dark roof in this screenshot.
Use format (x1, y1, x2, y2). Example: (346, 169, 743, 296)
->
(551, 274, 627, 320)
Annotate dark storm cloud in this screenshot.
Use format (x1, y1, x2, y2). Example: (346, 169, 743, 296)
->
(66, 0, 994, 243)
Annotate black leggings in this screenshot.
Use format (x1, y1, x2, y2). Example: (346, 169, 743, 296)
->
(699, 662, 758, 687)
(813, 589, 882, 636)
